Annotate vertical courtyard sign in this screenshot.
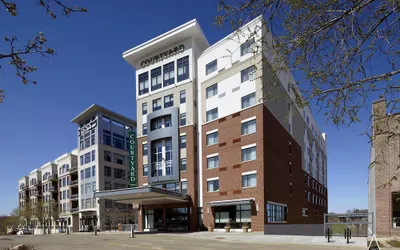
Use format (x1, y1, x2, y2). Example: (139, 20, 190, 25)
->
(128, 131, 137, 188)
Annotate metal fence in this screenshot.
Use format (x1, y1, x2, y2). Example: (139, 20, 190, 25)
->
(324, 213, 373, 237)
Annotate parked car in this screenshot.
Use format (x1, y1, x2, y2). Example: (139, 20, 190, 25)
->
(17, 228, 32, 235)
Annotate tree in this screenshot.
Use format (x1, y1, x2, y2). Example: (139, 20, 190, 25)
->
(214, 0, 400, 127)
(0, 0, 87, 103)
(31, 200, 46, 230)
(19, 201, 33, 227)
(43, 199, 59, 233)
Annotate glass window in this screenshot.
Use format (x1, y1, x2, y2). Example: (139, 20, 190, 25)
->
(142, 102, 147, 115)
(138, 72, 149, 95)
(207, 155, 219, 169)
(151, 67, 162, 91)
(206, 84, 218, 98)
(92, 166, 96, 177)
(113, 133, 125, 150)
(206, 108, 218, 122)
(85, 167, 91, 179)
(206, 59, 217, 75)
(143, 123, 148, 135)
(91, 150, 95, 161)
(241, 119, 256, 135)
(67, 190, 70, 199)
(104, 166, 111, 177)
(267, 203, 288, 222)
(164, 94, 174, 108)
(153, 98, 162, 111)
(241, 92, 256, 109)
(242, 173, 257, 188)
(180, 135, 186, 149)
(181, 158, 187, 171)
(114, 168, 125, 179)
(80, 170, 84, 180)
(105, 182, 112, 190)
(177, 55, 189, 82)
(166, 182, 179, 192)
(84, 152, 91, 164)
(242, 146, 256, 161)
(62, 177, 66, 187)
(115, 154, 125, 165)
(180, 90, 186, 104)
(181, 181, 187, 194)
(80, 155, 83, 165)
(143, 164, 148, 176)
(103, 129, 111, 146)
(180, 113, 186, 126)
(207, 179, 219, 192)
(241, 66, 255, 82)
(104, 151, 111, 162)
(85, 198, 91, 209)
(241, 38, 255, 56)
(206, 131, 218, 146)
(163, 62, 175, 87)
(143, 143, 148, 156)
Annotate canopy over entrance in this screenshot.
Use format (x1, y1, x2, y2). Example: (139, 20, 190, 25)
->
(94, 186, 189, 206)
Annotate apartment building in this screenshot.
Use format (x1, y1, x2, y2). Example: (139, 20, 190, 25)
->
(94, 16, 328, 233)
(369, 99, 400, 238)
(71, 104, 137, 231)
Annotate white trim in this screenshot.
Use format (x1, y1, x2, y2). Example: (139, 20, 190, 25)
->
(242, 170, 257, 176)
(206, 129, 218, 135)
(241, 143, 256, 150)
(207, 177, 219, 181)
(181, 178, 187, 182)
(241, 116, 256, 123)
(180, 132, 187, 136)
(207, 153, 219, 158)
(142, 141, 147, 145)
(267, 201, 287, 207)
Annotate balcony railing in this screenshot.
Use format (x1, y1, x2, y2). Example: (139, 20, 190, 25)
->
(70, 180, 78, 186)
(48, 174, 58, 181)
(69, 166, 78, 173)
(71, 194, 79, 200)
(49, 186, 57, 192)
(71, 207, 79, 212)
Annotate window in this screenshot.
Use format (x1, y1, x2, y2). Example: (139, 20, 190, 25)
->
(267, 203, 288, 222)
(206, 108, 218, 122)
(207, 179, 219, 192)
(67, 190, 70, 199)
(206, 59, 217, 75)
(166, 182, 179, 192)
(308, 192, 311, 201)
(206, 131, 218, 146)
(290, 183, 292, 195)
(207, 155, 219, 169)
(138, 72, 149, 95)
(143, 123, 148, 135)
(163, 62, 175, 86)
(304, 190, 308, 200)
(85, 198, 91, 209)
(242, 173, 257, 188)
(105, 182, 112, 190)
(181, 181, 187, 194)
(80, 170, 84, 180)
(113, 133, 125, 150)
(104, 151, 111, 162)
(93, 198, 96, 208)
(91, 150, 95, 161)
(92, 166, 96, 177)
(180, 113, 186, 126)
(62, 177, 66, 187)
(241, 38, 255, 56)
(241, 119, 256, 135)
(85, 167, 91, 179)
(241, 145, 256, 162)
(91, 129, 95, 145)
(164, 94, 174, 108)
(241, 92, 256, 109)
(142, 102, 147, 115)
(302, 208, 309, 217)
(114, 168, 125, 179)
(143, 164, 148, 176)
(80, 155, 83, 165)
(151, 67, 162, 91)
(115, 154, 125, 165)
(180, 158, 187, 171)
(177, 56, 189, 82)
(180, 90, 186, 104)
(289, 162, 292, 174)
(143, 143, 148, 156)
(241, 66, 255, 82)
(104, 166, 111, 177)
(103, 129, 111, 146)
(289, 141, 292, 154)
(206, 84, 218, 98)
(84, 152, 91, 164)
(153, 98, 162, 111)
(180, 135, 186, 149)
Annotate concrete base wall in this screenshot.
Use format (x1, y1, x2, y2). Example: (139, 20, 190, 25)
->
(264, 224, 324, 236)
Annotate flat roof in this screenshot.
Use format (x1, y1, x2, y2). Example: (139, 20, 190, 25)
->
(71, 104, 136, 126)
(123, 19, 209, 67)
(94, 186, 189, 206)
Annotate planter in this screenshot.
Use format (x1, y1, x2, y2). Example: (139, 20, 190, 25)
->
(224, 227, 230, 232)
(242, 226, 249, 233)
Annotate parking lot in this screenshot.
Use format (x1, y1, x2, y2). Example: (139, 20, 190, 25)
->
(0, 232, 366, 250)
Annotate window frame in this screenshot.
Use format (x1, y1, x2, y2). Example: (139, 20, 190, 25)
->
(206, 59, 218, 75)
(206, 84, 218, 99)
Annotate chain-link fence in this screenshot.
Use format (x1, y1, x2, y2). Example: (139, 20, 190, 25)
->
(324, 213, 373, 237)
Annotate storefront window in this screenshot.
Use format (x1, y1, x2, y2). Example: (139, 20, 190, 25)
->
(214, 205, 252, 229)
(144, 210, 154, 229)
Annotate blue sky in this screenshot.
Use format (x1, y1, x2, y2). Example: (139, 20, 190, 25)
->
(0, 0, 370, 215)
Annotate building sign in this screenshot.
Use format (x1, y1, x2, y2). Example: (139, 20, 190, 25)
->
(128, 131, 137, 188)
(141, 44, 185, 67)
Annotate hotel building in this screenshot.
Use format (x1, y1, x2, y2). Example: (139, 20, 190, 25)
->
(95, 16, 328, 232)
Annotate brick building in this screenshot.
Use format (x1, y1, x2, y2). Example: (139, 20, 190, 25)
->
(95, 16, 328, 232)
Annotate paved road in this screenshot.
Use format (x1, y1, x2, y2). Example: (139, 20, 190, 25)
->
(0, 233, 364, 250)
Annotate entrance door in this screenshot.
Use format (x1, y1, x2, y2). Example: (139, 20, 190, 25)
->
(154, 209, 163, 231)
(166, 208, 188, 231)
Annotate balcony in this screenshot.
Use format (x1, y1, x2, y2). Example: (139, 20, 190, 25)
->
(49, 186, 57, 192)
(70, 180, 78, 186)
(69, 166, 78, 173)
(71, 194, 79, 200)
(48, 174, 58, 181)
(32, 191, 42, 197)
(71, 207, 79, 213)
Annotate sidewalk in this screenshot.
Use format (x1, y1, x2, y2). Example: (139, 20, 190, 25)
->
(172, 231, 367, 248)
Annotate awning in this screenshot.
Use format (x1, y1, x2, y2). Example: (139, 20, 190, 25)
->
(93, 186, 189, 206)
(206, 198, 255, 207)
